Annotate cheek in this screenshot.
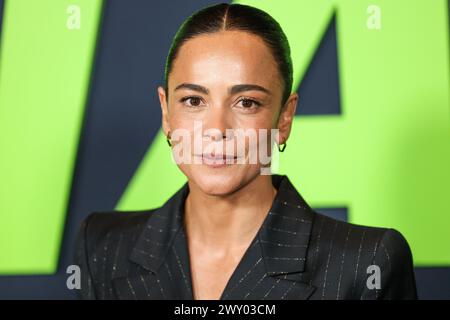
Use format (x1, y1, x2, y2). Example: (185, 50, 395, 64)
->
(168, 110, 191, 130)
(241, 114, 280, 161)
(234, 107, 280, 130)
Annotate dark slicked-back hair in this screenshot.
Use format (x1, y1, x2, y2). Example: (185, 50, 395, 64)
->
(164, 3, 293, 107)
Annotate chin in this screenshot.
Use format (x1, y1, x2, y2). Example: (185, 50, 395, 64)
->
(180, 164, 260, 196)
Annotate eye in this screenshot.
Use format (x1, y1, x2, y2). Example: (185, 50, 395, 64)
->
(179, 96, 205, 108)
(236, 98, 262, 110)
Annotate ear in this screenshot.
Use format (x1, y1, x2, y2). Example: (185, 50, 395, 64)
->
(158, 86, 170, 136)
(277, 92, 298, 144)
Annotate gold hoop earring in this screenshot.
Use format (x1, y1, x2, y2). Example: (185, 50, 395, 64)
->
(166, 131, 172, 147)
(278, 142, 286, 152)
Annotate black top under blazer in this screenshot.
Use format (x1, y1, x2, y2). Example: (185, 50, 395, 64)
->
(74, 174, 418, 300)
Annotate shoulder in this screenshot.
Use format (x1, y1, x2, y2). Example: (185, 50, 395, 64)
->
(73, 209, 157, 299)
(310, 211, 410, 252)
(308, 211, 417, 299)
(76, 209, 156, 250)
(309, 211, 414, 268)
(80, 210, 154, 235)
(74, 209, 159, 269)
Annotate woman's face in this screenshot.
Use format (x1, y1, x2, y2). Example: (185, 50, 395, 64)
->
(158, 30, 297, 196)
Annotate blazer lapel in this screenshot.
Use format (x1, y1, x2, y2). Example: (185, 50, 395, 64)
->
(111, 227, 194, 300)
(111, 182, 192, 299)
(218, 175, 317, 300)
(112, 174, 317, 300)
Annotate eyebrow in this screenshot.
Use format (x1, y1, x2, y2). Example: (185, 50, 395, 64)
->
(174, 83, 271, 95)
(174, 83, 209, 95)
(230, 84, 271, 95)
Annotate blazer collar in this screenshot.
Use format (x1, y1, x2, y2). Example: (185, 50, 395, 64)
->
(129, 174, 315, 277)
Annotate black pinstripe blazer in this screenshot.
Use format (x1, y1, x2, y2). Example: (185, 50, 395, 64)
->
(74, 174, 417, 300)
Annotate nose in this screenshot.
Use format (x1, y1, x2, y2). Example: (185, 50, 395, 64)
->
(202, 103, 233, 141)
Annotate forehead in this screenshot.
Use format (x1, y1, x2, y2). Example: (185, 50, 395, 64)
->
(169, 30, 282, 92)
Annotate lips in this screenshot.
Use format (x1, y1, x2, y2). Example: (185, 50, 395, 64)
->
(201, 153, 236, 160)
(194, 153, 238, 166)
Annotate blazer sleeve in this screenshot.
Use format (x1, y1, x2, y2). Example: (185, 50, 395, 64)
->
(73, 213, 98, 300)
(360, 228, 418, 300)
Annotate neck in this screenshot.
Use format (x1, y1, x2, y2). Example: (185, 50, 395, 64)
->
(184, 175, 277, 250)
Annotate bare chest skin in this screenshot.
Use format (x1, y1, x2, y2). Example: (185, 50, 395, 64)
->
(183, 183, 277, 300)
(188, 241, 251, 300)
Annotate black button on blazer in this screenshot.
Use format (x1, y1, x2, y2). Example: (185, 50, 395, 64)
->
(74, 174, 417, 300)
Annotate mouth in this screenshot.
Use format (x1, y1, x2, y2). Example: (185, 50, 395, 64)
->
(194, 153, 239, 167)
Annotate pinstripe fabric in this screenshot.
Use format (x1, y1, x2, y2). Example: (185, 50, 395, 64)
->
(74, 174, 417, 300)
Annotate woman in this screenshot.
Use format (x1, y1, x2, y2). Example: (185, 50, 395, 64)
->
(74, 3, 417, 300)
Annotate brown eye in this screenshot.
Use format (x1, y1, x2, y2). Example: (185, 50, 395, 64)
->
(242, 99, 253, 108)
(236, 98, 261, 109)
(180, 96, 204, 108)
(189, 97, 201, 106)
